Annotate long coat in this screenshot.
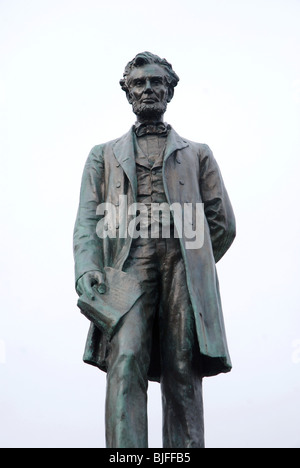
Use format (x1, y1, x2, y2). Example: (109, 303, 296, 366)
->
(73, 126, 236, 381)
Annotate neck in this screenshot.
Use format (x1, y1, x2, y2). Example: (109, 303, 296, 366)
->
(135, 114, 165, 125)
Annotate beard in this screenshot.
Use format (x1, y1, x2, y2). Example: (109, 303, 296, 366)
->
(132, 100, 168, 120)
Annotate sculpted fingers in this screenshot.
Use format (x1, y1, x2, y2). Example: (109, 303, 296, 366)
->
(76, 277, 84, 296)
(93, 271, 107, 294)
(77, 270, 106, 300)
(81, 274, 96, 300)
(78, 272, 97, 300)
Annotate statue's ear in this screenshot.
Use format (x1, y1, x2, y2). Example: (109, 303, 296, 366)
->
(167, 87, 174, 103)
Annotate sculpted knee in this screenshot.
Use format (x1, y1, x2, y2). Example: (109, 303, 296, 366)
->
(109, 349, 144, 377)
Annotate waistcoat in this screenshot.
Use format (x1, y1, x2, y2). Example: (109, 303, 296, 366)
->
(133, 134, 173, 228)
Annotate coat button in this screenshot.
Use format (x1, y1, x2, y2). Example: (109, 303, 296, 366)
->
(116, 163, 120, 168)
(179, 180, 184, 185)
(176, 158, 181, 164)
(116, 182, 121, 188)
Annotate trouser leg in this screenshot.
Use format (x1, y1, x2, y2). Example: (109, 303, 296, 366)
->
(105, 292, 156, 448)
(159, 240, 205, 448)
(105, 241, 158, 448)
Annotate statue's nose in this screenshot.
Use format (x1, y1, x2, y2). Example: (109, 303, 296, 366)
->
(144, 80, 153, 94)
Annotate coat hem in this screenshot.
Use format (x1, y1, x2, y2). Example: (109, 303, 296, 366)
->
(83, 355, 232, 381)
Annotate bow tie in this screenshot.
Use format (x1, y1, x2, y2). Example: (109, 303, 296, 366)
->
(134, 122, 169, 137)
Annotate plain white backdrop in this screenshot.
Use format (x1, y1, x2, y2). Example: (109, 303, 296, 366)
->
(1, 0, 300, 448)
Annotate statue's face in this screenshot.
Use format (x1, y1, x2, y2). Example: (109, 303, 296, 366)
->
(126, 64, 170, 120)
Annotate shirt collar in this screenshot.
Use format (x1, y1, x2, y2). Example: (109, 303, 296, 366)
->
(134, 121, 170, 137)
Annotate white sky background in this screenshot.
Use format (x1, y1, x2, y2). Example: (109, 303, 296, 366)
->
(0, 0, 300, 448)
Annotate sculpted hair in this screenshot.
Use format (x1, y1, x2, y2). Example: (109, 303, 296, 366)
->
(120, 51, 180, 96)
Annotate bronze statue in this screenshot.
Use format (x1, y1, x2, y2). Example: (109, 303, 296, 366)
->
(73, 52, 236, 448)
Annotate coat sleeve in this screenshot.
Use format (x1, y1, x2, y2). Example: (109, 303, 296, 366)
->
(73, 145, 105, 289)
(199, 144, 236, 263)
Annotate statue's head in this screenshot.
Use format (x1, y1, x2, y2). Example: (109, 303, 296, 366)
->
(120, 52, 179, 121)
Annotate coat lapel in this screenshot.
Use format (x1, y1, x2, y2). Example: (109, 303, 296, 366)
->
(163, 127, 189, 163)
(113, 127, 137, 198)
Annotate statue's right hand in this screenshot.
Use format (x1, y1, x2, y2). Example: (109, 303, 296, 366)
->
(76, 270, 107, 300)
